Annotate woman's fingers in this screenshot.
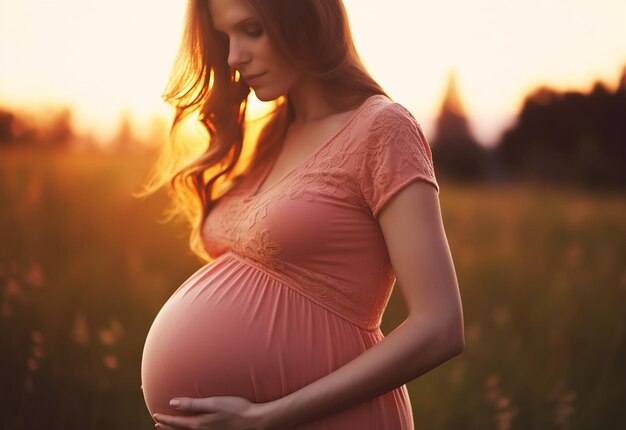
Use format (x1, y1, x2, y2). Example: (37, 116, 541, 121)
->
(155, 423, 183, 430)
(154, 413, 197, 429)
(170, 397, 222, 413)
(154, 423, 180, 430)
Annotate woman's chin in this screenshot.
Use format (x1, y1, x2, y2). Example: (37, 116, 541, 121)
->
(251, 88, 281, 103)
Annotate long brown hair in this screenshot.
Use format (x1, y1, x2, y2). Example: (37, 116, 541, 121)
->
(136, 0, 388, 263)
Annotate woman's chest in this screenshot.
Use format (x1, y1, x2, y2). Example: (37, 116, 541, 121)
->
(201, 164, 372, 265)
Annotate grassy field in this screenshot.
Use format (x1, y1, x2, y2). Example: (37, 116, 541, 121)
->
(0, 147, 624, 429)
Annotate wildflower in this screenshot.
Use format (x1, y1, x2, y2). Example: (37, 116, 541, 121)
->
(71, 313, 89, 346)
(99, 329, 115, 346)
(492, 305, 510, 328)
(99, 318, 124, 346)
(103, 354, 119, 369)
(27, 358, 38, 371)
(447, 365, 464, 386)
(31, 330, 43, 344)
(565, 241, 583, 267)
(485, 374, 500, 388)
(5, 278, 20, 297)
(24, 263, 44, 288)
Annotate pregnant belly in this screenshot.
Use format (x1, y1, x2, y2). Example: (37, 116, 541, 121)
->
(140, 251, 384, 417)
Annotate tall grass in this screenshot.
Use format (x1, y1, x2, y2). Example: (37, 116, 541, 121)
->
(0, 147, 624, 429)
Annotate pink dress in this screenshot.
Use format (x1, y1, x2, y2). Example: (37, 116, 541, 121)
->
(141, 94, 440, 429)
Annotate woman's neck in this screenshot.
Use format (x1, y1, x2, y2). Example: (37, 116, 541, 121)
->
(287, 79, 343, 124)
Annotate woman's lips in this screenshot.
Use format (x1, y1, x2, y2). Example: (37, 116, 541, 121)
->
(243, 72, 266, 86)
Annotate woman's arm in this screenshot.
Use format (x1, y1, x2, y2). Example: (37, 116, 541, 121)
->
(263, 181, 465, 429)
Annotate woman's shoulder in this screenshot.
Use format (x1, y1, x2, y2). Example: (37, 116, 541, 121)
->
(373, 95, 420, 125)
(352, 95, 424, 138)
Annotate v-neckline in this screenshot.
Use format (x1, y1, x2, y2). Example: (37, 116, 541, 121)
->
(243, 94, 383, 202)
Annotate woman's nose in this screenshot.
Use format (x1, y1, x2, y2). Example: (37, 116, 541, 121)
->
(227, 39, 251, 69)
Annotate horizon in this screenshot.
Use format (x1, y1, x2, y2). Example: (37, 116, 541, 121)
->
(1, 0, 625, 147)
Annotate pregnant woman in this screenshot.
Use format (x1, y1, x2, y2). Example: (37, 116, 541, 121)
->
(140, 0, 465, 429)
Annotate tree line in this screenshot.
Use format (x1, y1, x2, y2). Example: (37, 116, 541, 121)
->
(1, 64, 625, 190)
(431, 64, 626, 191)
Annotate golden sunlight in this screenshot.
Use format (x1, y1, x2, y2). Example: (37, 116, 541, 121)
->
(0, 0, 624, 145)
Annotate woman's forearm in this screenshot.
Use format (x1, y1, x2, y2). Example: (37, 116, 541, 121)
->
(263, 314, 464, 429)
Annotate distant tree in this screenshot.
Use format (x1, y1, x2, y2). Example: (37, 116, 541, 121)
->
(0, 109, 15, 144)
(619, 64, 626, 92)
(44, 108, 75, 149)
(430, 70, 488, 182)
(0, 106, 86, 150)
(110, 110, 141, 153)
(496, 65, 626, 190)
(0, 107, 38, 146)
(146, 115, 168, 149)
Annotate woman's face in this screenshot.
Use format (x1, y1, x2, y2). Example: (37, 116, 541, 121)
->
(208, 0, 302, 101)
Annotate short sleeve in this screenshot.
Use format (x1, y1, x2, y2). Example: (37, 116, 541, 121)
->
(356, 102, 439, 219)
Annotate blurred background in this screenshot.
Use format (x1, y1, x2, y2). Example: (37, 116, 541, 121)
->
(1, 0, 625, 429)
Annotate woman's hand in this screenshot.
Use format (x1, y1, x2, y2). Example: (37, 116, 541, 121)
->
(153, 396, 280, 430)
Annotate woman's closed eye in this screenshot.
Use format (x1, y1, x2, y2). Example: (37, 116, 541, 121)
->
(215, 24, 264, 41)
(244, 24, 264, 38)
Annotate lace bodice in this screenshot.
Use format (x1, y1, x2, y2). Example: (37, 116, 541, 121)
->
(201, 94, 439, 330)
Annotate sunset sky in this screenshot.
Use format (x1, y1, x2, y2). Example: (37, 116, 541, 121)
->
(1, 0, 625, 146)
